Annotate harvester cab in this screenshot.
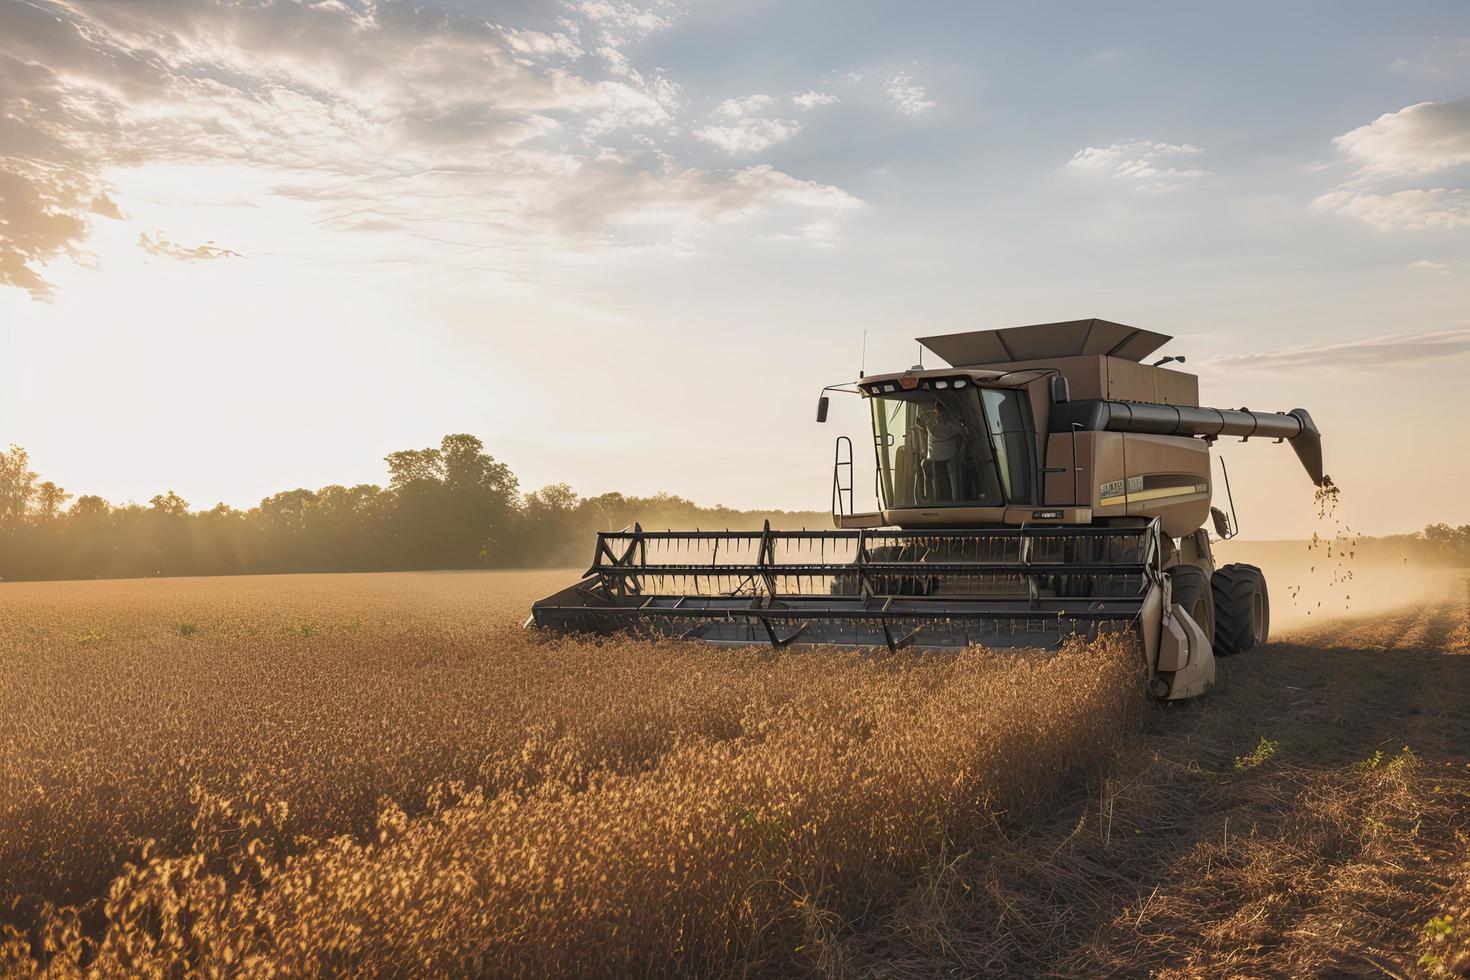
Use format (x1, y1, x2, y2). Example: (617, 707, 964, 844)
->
(530, 318, 1325, 701)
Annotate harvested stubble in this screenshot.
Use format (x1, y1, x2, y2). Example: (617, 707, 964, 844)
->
(0, 572, 1143, 976)
(845, 579, 1470, 977)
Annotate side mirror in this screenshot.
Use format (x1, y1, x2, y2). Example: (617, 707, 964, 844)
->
(816, 395, 830, 423)
(1210, 506, 1233, 539)
(1050, 376, 1070, 404)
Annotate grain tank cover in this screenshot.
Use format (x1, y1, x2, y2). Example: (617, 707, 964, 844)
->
(919, 319, 1172, 367)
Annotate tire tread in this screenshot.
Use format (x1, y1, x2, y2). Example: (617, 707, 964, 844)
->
(1212, 563, 1268, 656)
(1167, 565, 1212, 639)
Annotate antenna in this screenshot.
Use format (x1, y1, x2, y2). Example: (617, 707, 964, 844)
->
(917, 341, 923, 369)
(860, 329, 867, 378)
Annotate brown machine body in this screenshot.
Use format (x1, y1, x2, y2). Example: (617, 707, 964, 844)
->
(848, 319, 1320, 543)
(819, 318, 1325, 698)
(532, 318, 1323, 703)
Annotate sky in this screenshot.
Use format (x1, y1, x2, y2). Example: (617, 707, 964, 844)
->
(1, 0, 1468, 539)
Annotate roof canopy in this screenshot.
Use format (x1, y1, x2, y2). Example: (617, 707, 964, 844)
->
(918, 319, 1172, 366)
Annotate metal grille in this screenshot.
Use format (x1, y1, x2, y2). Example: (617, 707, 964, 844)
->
(531, 521, 1162, 652)
(587, 523, 1157, 601)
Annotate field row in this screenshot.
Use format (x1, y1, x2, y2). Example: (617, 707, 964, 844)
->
(0, 571, 1142, 975)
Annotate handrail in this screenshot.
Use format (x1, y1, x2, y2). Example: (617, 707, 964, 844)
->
(831, 436, 854, 520)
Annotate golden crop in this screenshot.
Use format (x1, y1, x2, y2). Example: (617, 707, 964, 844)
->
(0, 571, 1142, 976)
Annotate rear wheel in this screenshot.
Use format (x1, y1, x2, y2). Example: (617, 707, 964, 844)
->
(1166, 564, 1214, 641)
(1212, 563, 1269, 656)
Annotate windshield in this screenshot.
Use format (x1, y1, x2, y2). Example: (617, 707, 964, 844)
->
(870, 387, 1035, 508)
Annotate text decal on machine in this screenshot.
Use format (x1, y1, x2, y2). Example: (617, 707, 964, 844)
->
(1099, 476, 1146, 500)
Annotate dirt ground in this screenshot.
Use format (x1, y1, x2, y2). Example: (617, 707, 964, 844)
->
(849, 563, 1470, 977)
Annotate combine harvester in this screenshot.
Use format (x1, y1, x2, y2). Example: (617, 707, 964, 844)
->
(531, 320, 1325, 700)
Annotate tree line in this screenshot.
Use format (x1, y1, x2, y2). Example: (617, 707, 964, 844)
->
(2, 436, 1468, 582)
(0, 436, 826, 581)
(1419, 523, 1470, 565)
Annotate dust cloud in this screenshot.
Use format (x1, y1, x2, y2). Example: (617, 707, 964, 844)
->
(1217, 510, 1448, 637)
(1215, 474, 1452, 634)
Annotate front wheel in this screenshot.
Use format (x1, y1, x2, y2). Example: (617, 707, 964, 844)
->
(1212, 563, 1269, 656)
(1166, 565, 1214, 641)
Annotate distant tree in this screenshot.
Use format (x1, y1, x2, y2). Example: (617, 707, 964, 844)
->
(51, 495, 114, 579)
(194, 502, 253, 576)
(442, 434, 519, 564)
(0, 445, 37, 528)
(33, 481, 71, 522)
(0, 437, 827, 580)
(385, 434, 520, 567)
(516, 483, 585, 566)
(69, 495, 111, 520)
(441, 434, 515, 495)
(149, 491, 190, 517)
(385, 448, 443, 489)
(529, 483, 578, 513)
(1421, 523, 1470, 564)
(258, 489, 317, 534)
(312, 484, 390, 570)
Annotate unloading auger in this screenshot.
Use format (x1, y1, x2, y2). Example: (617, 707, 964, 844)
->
(530, 319, 1326, 700)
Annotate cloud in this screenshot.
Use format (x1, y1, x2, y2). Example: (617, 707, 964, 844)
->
(577, 0, 679, 41)
(0, 0, 857, 297)
(792, 91, 839, 111)
(138, 233, 241, 262)
(1408, 258, 1452, 273)
(767, 216, 844, 248)
(1331, 98, 1470, 176)
(1066, 140, 1206, 189)
(1207, 327, 1470, 372)
(1311, 187, 1470, 230)
(695, 93, 803, 155)
(1313, 99, 1470, 231)
(582, 72, 683, 137)
(1387, 37, 1470, 77)
(1082, 47, 1125, 66)
(0, 166, 116, 299)
(713, 94, 777, 118)
(885, 71, 934, 116)
(695, 119, 801, 155)
(732, 165, 862, 212)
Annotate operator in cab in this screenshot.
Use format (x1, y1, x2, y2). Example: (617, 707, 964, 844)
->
(916, 403, 963, 502)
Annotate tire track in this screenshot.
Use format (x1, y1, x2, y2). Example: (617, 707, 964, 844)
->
(1392, 599, 1459, 651)
(1447, 578, 1470, 654)
(1284, 603, 1428, 650)
(1277, 577, 1467, 652)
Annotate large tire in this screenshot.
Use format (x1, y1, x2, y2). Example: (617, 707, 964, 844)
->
(1212, 563, 1269, 656)
(1166, 565, 1214, 642)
